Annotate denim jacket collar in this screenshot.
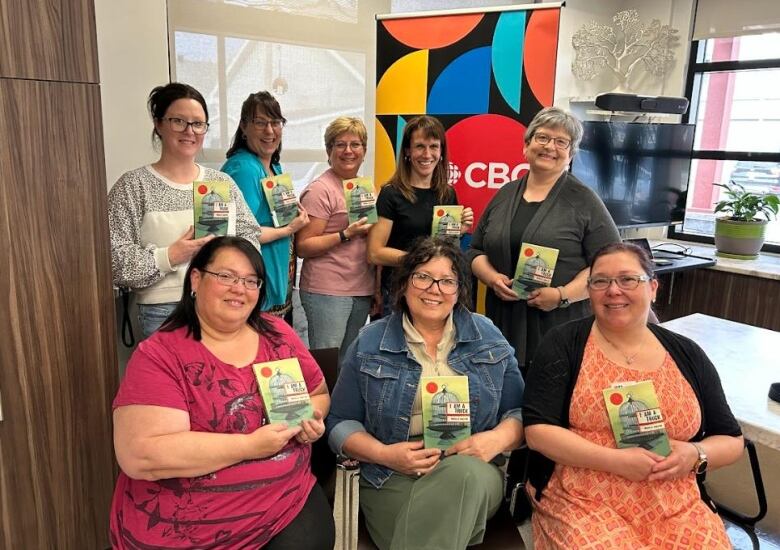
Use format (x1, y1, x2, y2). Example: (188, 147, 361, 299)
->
(378, 305, 482, 353)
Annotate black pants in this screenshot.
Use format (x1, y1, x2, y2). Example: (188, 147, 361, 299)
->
(265, 483, 335, 550)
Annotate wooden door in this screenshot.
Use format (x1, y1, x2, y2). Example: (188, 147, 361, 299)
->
(0, 78, 117, 549)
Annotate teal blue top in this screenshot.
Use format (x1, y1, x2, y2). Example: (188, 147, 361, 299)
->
(221, 149, 289, 310)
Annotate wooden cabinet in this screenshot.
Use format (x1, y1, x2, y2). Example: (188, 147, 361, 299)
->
(0, 76, 117, 550)
(0, 0, 99, 82)
(0, 0, 116, 547)
(655, 268, 780, 331)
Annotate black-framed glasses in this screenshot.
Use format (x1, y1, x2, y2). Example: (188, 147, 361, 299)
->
(163, 117, 210, 135)
(250, 118, 285, 130)
(410, 272, 459, 295)
(201, 269, 262, 290)
(533, 133, 571, 150)
(587, 274, 654, 291)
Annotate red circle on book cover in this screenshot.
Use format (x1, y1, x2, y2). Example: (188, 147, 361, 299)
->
(437, 208, 445, 217)
(426, 382, 438, 394)
(609, 393, 623, 405)
(524, 247, 534, 257)
(346, 182, 354, 190)
(265, 180, 274, 188)
(260, 366, 273, 378)
(197, 184, 208, 195)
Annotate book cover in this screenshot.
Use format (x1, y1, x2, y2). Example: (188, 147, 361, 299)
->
(193, 181, 234, 238)
(252, 358, 313, 426)
(431, 205, 463, 240)
(512, 243, 560, 299)
(603, 380, 671, 457)
(343, 177, 378, 224)
(260, 173, 298, 227)
(421, 375, 471, 450)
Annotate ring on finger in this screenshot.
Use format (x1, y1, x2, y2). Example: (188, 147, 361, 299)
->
(416, 471, 422, 477)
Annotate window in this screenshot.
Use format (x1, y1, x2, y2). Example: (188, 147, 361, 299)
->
(670, 32, 780, 252)
(168, 0, 384, 193)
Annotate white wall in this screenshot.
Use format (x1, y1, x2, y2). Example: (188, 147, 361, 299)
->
(95, 0, 170, 189)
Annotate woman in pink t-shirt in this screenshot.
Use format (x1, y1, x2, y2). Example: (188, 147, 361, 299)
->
(110, 236, 334, 549)
(297, 117, 377, 362)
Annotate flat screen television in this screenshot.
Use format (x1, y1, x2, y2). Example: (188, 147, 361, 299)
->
(571, 121, 695, 229)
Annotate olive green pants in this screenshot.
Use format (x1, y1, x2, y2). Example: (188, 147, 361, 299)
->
(359, 455, 504, 550)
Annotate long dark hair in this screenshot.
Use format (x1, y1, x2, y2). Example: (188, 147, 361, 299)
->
(225, 91, 286, 164)
(160, 237, 279, 340)
(391, 236, 472, 316)
(148, 82, 208, 145)
(386, 115, 452, 204)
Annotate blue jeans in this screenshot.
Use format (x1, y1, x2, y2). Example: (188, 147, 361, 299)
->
(300, 290, 371, 364)
(137, 302, 177, 339)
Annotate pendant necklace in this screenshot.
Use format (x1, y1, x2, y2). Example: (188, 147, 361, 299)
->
(598, 326, 647, 365)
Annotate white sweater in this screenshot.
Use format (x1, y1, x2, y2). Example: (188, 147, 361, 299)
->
(108, 165, 261, 304)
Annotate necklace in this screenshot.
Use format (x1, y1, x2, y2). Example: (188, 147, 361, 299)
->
(598, 326, 647, 365)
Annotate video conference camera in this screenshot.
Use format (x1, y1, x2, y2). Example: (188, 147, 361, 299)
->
(595, 93, 690, 115)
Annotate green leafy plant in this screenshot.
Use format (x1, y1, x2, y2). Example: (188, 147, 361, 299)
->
(713, 181, 780, 222)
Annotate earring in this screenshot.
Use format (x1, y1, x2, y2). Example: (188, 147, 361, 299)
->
(191, 290, 196, 299)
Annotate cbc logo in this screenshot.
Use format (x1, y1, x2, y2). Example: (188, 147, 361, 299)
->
(450, 161, 530, 188)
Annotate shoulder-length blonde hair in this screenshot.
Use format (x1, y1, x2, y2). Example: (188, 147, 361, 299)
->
(386, 115, 451, 204)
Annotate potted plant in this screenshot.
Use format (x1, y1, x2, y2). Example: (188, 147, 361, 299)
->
(713, 181, 780, 259)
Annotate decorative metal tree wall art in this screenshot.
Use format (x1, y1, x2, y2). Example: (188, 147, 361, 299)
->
(571, 10, 679, 91)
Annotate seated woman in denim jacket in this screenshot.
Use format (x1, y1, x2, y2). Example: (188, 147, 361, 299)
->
(326, 236, 524, 550)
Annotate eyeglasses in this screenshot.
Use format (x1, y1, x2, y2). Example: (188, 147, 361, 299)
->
(410, 272, 459, 295)
(163, 117, 210, 135)
(201, 269, 262, 290)
(587, 274, 654, 291)
(333, 141, 364, 151)
(250, 118, 285, 130)
(533, 133, 571, 150)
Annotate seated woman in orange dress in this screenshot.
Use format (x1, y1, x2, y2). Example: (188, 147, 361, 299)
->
(523, 242, 744, 549)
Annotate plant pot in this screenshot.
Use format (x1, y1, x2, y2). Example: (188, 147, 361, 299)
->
(714, 217, 768, 260)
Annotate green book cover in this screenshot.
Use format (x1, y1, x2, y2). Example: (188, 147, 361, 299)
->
(421, 375, 471, 450)
(512, 243, 560, 299)
(343, 177, 377, 224)
(193, 180, 232, 238)
(431, 205, 463, 240)
(603, 380, 671, 457)
(253, 358, 313, 426)
(260, 173, 298, 227)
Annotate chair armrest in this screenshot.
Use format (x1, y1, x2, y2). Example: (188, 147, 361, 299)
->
(333, 456, 361, 550)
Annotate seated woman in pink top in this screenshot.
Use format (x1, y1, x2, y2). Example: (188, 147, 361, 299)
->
(110, 236, 334, 549)
(296, 117, 377, 361)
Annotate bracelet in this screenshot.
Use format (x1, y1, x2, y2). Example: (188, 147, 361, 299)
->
(339, 230, 350, 243)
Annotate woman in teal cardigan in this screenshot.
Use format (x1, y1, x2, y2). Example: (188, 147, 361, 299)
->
(222, 91, 309, 322)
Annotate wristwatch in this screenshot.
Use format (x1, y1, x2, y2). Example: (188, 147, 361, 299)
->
(557, 286, 570, 309)
(338, 230, 350, 243)
(691, 442, 708, 474)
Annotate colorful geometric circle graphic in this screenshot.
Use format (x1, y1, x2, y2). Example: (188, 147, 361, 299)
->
(382, 14, 484, 49)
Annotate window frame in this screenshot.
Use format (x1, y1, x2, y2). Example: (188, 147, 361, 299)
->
(669, 38, 780, 254)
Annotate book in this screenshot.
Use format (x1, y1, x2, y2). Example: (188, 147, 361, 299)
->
(512, 243, 560, 299)
(193, 181, 235, 238)
(603, 380, 671, 457)
(420, 375, 471, 450)
(252, 358, 313, 426)
(260, 173, 299, 227)
(343, 177, 378, 224)
(431, 205, 463, 240)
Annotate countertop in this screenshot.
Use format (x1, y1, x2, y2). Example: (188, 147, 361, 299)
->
(661, 313, 780, 451)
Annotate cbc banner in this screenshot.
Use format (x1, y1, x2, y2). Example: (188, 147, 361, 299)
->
(375, 4, 562, 226)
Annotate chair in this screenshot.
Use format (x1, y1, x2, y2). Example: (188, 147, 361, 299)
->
(308, 347, 527, 550)
(697, 438, 767, 549)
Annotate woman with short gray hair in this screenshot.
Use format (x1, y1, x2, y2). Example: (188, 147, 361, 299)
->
(467, 106, 620, 374)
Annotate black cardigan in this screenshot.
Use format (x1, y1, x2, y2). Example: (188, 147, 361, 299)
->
(522, 316, 742, 500)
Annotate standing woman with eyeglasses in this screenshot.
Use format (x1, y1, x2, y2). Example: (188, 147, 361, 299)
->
(467, 107, 620, 374)
(296, 117, 376, 362)
(108, 82, 262, 338)
(367, 115, 473, 316)
(222, 92, 309, 324)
